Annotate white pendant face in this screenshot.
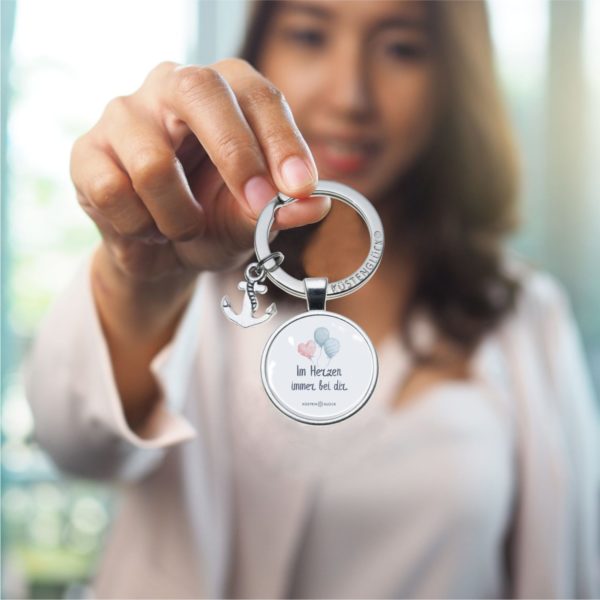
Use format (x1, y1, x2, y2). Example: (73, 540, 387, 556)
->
(261, 310, 378, 425)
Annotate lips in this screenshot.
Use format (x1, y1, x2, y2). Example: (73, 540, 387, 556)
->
(310, 136, 381, 176)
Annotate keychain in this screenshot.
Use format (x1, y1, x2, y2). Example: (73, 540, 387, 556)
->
(221, 180, 384, 425)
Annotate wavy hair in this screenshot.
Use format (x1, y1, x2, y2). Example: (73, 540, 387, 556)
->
(236, 0, 523, 365)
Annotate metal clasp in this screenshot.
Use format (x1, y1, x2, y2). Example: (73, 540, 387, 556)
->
(303, 277, 328, 311)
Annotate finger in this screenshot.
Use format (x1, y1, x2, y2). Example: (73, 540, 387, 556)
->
(70, 135, 165, 242)
(185, 154, 330, 239)
(272, 195, 332, 231)
(163, 63, 314, 219)
(212, 59, 319, 200)
(100, 96, 206, 242)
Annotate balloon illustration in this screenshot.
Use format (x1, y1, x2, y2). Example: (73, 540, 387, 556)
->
(314, 327, 330, 365)
(314, 327, 330, 347)
(297, 340, 316, 361)
(324, 337, 340, 360)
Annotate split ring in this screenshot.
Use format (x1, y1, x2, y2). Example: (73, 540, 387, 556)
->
(254, 180, 385, 300)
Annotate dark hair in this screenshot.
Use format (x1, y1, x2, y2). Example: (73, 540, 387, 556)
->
(236, 0, 522, 365)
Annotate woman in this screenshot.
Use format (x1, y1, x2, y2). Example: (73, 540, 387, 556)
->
(25, 1, 599, 598)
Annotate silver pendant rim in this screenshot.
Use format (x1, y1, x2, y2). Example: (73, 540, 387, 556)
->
(260, 310, 379, 425)
(254, 180, 384, 300)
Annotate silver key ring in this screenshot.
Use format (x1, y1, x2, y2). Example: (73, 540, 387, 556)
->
(254, 180, 385, 300)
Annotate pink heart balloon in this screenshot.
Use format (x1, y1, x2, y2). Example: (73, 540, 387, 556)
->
(297, 340, 316, 359)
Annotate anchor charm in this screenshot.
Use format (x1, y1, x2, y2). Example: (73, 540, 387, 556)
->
(221, 252, 283, 328)
(221, 280, 277, 327)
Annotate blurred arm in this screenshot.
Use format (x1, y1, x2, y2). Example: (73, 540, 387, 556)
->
(24, 245, 203, 482)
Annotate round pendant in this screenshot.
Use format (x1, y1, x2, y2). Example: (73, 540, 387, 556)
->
(261, 310, 378, 425)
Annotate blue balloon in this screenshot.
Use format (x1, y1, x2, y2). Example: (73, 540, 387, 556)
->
(314, 327, 330, 347)
(324, 337, 340, 358)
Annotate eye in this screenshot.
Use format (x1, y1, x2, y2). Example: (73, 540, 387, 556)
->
(386, 43, 427, 60)
(281, 27, 326, 48)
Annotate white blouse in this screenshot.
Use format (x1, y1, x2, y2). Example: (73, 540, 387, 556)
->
(24, 248, 600, 599)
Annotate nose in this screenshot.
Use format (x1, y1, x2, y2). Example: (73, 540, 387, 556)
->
(325, 38, 374, 121)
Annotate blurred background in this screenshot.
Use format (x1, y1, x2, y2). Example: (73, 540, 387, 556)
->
(1, 1, 599, 598)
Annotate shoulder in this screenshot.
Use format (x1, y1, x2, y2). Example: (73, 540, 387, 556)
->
(468, 250, 594, 406)
(498, 250, 573, 334)
(492, 250, 597, 407)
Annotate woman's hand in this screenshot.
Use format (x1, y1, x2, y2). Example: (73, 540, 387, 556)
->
(68, 59, 330, 428)
(70, 59, 329, 283)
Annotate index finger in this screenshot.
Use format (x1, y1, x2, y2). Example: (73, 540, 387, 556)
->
(209, 58, 319, 199)
(163, 61, 318, 210)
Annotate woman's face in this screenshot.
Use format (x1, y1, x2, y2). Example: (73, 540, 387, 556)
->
(258, 0, 438, 204)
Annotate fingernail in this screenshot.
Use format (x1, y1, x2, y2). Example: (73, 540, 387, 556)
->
(244, 176, 277, 216)
(280, 156, 316, 191)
